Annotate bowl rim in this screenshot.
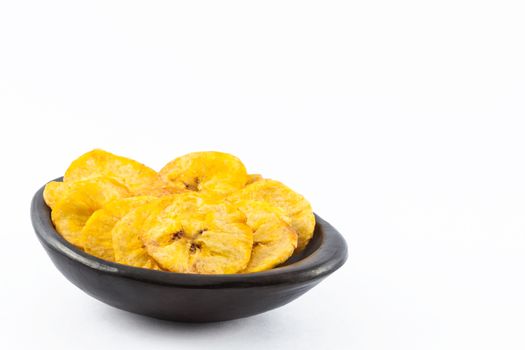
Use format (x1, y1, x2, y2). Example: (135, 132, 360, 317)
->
(31, 178, 348, 288)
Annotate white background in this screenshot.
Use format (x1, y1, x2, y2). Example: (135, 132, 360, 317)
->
(1, 1, 524, 349)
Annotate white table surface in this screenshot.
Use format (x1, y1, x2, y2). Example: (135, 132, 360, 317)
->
(1, 1, 524, 349)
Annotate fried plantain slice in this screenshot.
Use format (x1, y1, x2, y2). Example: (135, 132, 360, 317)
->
(228, 179, 315, 250)
(159, 151, 248, 197)
(81, 196, 156, 262)
(43, 181, 65, 209)
(111, 197, 172, 270)
(51, 178, 130, 248)
(236, 200, 298, 273)
(141, 192, 253, 274)
(246, 174, 263, 185)
(63, 149, 172, 196)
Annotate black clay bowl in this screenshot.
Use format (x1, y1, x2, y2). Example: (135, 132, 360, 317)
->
(30, 180, 348, 322)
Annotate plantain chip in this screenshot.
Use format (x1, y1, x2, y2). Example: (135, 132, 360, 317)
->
(111, 197, 172, 270)
(228, 179, 315, 250)
(159, 151, 247, 197)
(81, 196, 156, 262)
(43, 181, 65, 209)
(51, 178, 130, 248)
(246, 174, 263, 185)
(63, 149, 172, 196)
(141, 192, 253, 274)
(236, 200, 298, 273)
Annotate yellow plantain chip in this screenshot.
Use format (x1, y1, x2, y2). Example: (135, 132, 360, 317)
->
(43, 181, 65, 209)
(45, 179, 136, 210)
(246, 174, 263, 185)
(51, 178, 130, 248)
(141, 192, 253, 274)
(63, 149, 173, 196)
(159, 151, 248, 197)
(228, 179, 315, 250)
(111, 198, 172, 270)
(81, 196, 156, 262)
(236, 200, 298, 273)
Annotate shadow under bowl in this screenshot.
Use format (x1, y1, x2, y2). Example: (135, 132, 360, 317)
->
(30, 180, 348, 322)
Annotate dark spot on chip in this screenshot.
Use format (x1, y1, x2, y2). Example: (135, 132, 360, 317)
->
(170, 230, 183, 241)
(183, 181, 199, 192)
(189, 243, 201, 253)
